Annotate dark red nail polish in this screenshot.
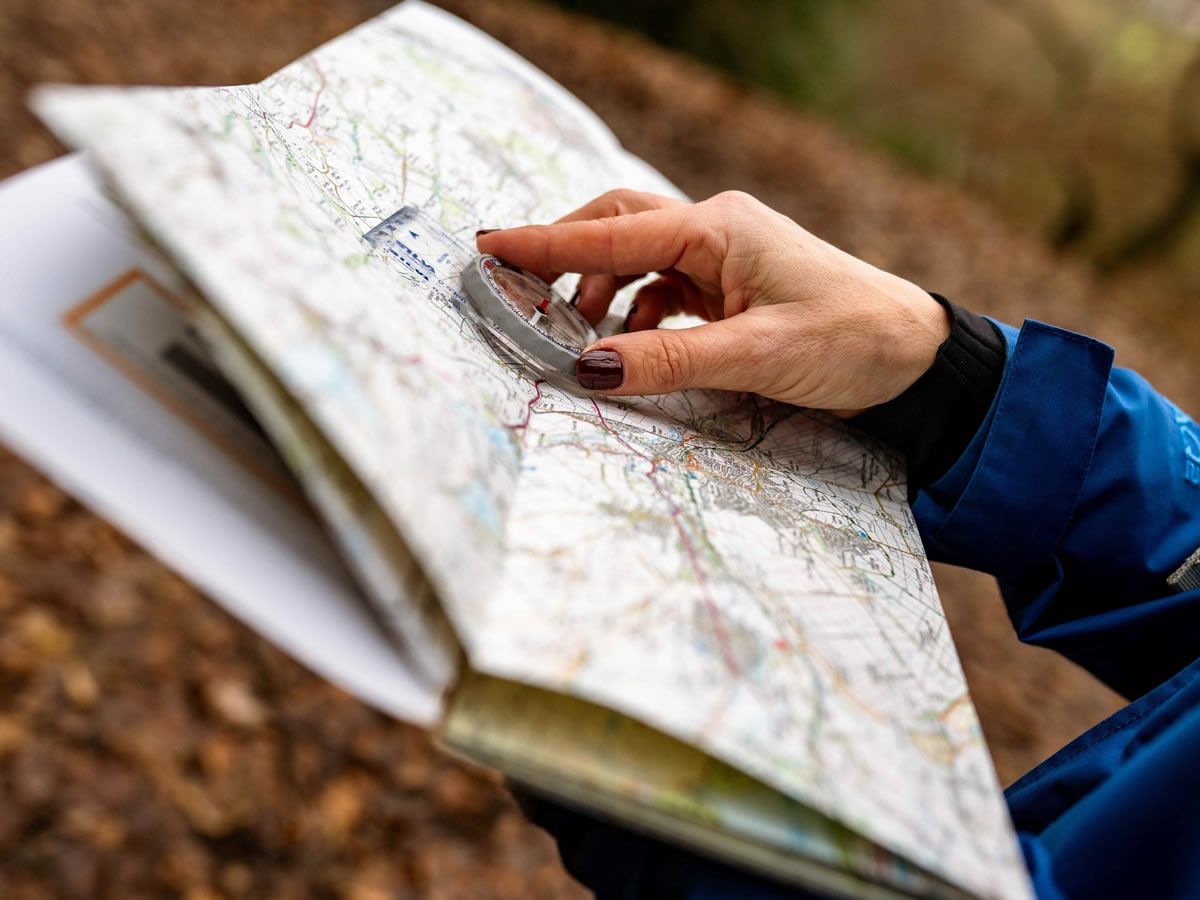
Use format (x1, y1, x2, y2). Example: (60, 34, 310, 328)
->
(623, 303, 639, 331)
(475, 229, 498, 237)
(576, 349, 623, 390)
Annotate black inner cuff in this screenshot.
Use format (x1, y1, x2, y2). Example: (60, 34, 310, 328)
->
(850, 294, 1007, 499)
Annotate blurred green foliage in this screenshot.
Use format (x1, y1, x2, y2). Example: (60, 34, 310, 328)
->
(552, 0, 1200, 293)
(550, 0, 867, 111)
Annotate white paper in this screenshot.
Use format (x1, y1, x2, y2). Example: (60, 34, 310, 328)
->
(0, 155, 440, 725)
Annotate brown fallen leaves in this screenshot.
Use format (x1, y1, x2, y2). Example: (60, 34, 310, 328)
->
(0, 448, 583, 898)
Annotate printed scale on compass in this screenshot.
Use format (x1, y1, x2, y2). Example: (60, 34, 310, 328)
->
(362, 207, 597, 389)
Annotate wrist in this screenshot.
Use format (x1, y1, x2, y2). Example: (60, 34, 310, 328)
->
(830, 280, 951, 419)
(893, 281, 954, 397)
(850, 294, 1007, 496)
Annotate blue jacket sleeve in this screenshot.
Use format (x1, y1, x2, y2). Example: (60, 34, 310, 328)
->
(913, 318, 1200, 699)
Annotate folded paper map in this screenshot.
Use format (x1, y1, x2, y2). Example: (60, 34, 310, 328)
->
(25, 3, 1031, 897)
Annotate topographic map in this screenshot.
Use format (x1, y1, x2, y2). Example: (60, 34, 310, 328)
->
(34, 3, 1031, 898)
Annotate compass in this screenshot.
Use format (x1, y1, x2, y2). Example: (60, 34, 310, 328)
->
(460, 254, 597, 381)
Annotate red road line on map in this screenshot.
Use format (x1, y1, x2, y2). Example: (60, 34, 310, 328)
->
(289, 58, 326, 130)
(506, 379, 545, 431)
(590, 399, 739, 676)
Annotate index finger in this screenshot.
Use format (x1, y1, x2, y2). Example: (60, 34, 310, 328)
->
(477, 206, 718, 281)
(501, 189, 687, 284)
(551, 188, 687, 226)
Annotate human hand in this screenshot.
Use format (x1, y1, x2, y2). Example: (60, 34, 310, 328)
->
(477, 189, 949, 415)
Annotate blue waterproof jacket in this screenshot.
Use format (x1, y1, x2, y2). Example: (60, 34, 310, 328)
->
(525, 318, 1200, 899)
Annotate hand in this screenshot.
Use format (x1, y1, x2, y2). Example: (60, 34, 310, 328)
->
(477, 189, 949, 415)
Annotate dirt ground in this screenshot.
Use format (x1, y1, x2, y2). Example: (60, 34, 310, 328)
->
(1, 0, 1195, 896)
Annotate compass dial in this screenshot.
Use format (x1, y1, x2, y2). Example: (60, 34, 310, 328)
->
(461, 254, 598, 381)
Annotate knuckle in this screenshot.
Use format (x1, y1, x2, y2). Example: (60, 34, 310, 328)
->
(601, 187, 638, 215)
(710, 190, 757, 212)
(597, 216, 619, 269)
(647, 331, 695, 389)
(531, 223, 557, 268)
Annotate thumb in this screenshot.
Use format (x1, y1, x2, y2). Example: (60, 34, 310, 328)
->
(575, 319, 750, 396)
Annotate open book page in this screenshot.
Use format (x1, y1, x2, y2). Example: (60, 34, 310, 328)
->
(0, 155, 441, 723)
(31, 3, 1030, 897)
(182, 296, 460, 691)
(444, 672, 970, 900)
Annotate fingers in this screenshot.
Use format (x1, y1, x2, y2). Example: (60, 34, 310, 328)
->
(553, 188, 686, 224)
(476, 189, 707, 323)
(658, 270, 724, 322)
(575, 273, 639, 325)
(478, 205, 720, 282)
(577, 271, 710, 331)
(624, 277, 684, 332)
(484, 189, 686, 284)
(576, 317, 757, 396)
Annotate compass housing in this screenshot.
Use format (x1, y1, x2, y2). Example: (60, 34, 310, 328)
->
(460, 254, 597, 381)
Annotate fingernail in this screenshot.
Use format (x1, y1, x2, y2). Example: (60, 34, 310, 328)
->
(576, 349, 623, 390)
(475, 229, 498, 237)
(622, 303, 639, 331)
(569, 287, 580, 307)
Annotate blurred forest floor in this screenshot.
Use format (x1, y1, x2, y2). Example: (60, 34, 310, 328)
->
(1, 0, 1197, 897)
